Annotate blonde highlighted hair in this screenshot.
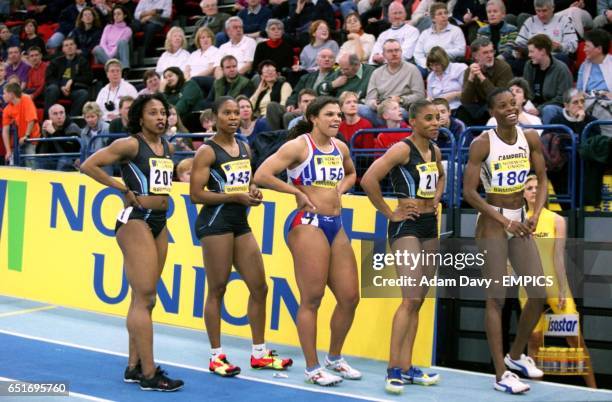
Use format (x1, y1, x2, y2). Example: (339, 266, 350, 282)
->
(193, 26, 215, 50)
(82, 101, 102, 117)
(164, 27, 187, 51)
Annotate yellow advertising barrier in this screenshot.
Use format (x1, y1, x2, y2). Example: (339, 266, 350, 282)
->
(0, 167, 436, 365)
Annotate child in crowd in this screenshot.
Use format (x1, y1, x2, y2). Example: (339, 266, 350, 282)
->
(432, 98, 466, 149)
(176, 157, 193, 183)
(374, 99, 410, 148)
(338, 91, 374, 148)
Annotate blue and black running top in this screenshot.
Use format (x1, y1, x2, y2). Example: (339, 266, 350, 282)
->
(287, 134, 344, 189)
(389, 139, 439, 199)
(121, 135, 173, 196)
(206, 139, 252, 195)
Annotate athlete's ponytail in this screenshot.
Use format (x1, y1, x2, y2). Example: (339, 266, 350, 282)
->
(287, 96, 339, 141)
(287, 118, 312, 140)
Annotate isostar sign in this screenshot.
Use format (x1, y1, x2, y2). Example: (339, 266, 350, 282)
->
(544, 314, 580, 336)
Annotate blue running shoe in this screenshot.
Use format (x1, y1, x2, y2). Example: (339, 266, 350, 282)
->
(401, 366, 440, 385)
(385, 367, 404, 394)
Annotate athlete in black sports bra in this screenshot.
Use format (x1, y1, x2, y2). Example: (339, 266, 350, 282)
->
(362, 100, 445, 394)
(80, 93, 183, 392)
(190, 97, 292, 378)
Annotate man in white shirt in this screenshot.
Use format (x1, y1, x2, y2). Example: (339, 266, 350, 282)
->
(215, 16, 257, 77)
(369, 2, 419, 65)
(95, 59, 139, 121)
(414, 2, 466, 73)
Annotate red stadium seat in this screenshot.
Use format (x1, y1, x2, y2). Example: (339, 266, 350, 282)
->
(58, 99, 72, 109)
(5, 20, 24, 29)
(38, 23, 59, 43)
(574, 40, 586, 74)
(374, 131, 411, 148)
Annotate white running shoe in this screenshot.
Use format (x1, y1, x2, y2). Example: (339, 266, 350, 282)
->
(304, 368, 343, 386)
(324, 356, 362, 380)
(504, 353, 544, 378)
(494, 371, 530, 394)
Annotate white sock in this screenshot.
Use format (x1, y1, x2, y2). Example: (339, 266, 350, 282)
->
(210, 347, 223, 359)
(252, 343, 267, 359)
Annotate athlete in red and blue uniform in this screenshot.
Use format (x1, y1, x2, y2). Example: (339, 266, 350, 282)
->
(255, 96, 362, 387)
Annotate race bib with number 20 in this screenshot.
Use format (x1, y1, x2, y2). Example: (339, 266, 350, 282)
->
(149, 158, 173, 194)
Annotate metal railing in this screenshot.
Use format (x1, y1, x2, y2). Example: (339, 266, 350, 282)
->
(13, 129, 83, 169)
(455, 125, 578, 209)
(349, 127, 456, 209)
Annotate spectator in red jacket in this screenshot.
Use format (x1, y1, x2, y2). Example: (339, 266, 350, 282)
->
(24, 47, 48, 105)
(338, 91, 374, 148)
(374, 98, 411, 148)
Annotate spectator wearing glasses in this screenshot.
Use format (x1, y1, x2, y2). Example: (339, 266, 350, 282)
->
(95, 59, 138, 122)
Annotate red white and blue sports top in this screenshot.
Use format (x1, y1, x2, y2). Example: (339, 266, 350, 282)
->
(287, 134, 344, 189)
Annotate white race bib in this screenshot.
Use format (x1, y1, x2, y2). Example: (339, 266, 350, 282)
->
(489, 157, 530, 194)
(416, 162, 438, 198)
(313, 155, 344, 188)
(221, 159, 252, 193)
(149, 158, 174, 194)
(301, 213, 319, 227)
(116, 206, 133, 223)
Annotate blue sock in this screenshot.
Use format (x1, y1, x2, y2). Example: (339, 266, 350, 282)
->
(327, 354, 342, 362)
(387, 367, 401, 377)
(306, 364, 321, 372)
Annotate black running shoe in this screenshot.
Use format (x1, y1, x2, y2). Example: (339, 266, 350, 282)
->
(139, 366, 184, 392)
(124, 362, 142, 383)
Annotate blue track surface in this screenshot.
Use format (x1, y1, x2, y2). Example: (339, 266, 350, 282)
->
(0, 332, 369, 402)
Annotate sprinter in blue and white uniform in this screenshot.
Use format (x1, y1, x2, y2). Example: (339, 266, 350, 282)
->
(463, 88, 548, 394)
(361, 99, 445, 394)
(80, 93, 183, 392)
(255, 96, 362, 387)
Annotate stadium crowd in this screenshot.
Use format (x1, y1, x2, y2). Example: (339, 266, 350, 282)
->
(0, 0, 611, 205)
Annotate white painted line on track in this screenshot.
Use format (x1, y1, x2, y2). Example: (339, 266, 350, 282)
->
(0, 305, 57, 318)
(433, 366, 612, 393)
(0, 376, 115, 402)
(0, 329, 390, 402)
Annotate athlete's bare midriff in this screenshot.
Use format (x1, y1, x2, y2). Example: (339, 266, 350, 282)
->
(135, 194, 169, 211)
(486, 191, 525, 210)
(298, 186, 342, 216)
(398, 197, 437, 214)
